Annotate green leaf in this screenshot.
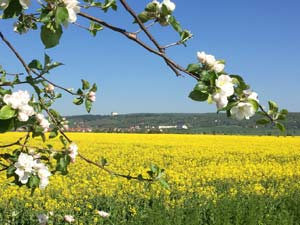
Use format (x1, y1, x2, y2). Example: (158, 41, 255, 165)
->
(159, 179, 170, 189)
(27, 175, 40, 188)
(194, 81, 208, 92)
(189, 90, 208, 102)
(6, 165, 16, 178)
(230, 74, 248, 90)
(49, 129, 58, 139)
(40, 25, 63, 49)
(91, 83, 98, 92)
(276, 122, 286, 133)
(256, 118, 270, 125)
(186, 63, 200, 74)
(2, 0, 22, 19)
(73, 97, 83, 105)
(0, 119, 14, 133)
(81, 79, 90, 90)
(248, 99, 259, 112)
(145, 2, 159, 12)
(28, 60, 43, 70)
(100, 157, 108, 167)
(59, 135, 68, 147)
(137, 11, 151, 23)
(160, 4, 169, 17)
(179, 30, 192, 44)
(168, 16, 181, 32)
(85, 99, 92, 113)
(280, 109, 288, 116)
(268, 100, 278, 113)
(0, 105, 16, 120)
(89, 22, 103, 37)
(55, 7, 69, 26)
(44, 54, 51, 67)
(55, 153, 71, 175)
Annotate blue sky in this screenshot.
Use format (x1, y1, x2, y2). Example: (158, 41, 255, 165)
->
(1, 0, 300, 115)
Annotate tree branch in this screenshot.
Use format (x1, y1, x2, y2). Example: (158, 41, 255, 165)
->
(0, 32, 31, 75)
(78, 153, 153, 181)
(77, 12, 199, 80)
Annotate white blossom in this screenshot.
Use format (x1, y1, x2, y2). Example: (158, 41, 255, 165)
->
(34, 161, 51, 189)
(215, 75, 234, 97)
(0, 0, 9, 9)
(162, 0, 175, 12)
(45, 84, 55, 92)
(212, 62, 225, 73)
(19, 0, 30, 9)
(230, 102, 256, 120)
(197, 51, 225, 73)
(68, 142, 78, 163)
(243, 89, 259, 103)
(18, 104, 35, 121)
(197, 51, 216, 66)
(36, 113, 50, 132)
(14, 153, 51, 189)
(88, 91, 96, 102)
(212, 92, 228, 109)
(37, 214, 48, 225)
(3, 90, 30, 109)
(14, 153, 35, 184)
(97, 210, 110, 218)
(63, 0, 80, 23)
(64, 215, 75, 223)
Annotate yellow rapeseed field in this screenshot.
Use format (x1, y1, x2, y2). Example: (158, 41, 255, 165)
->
(0, 132, 300, 223)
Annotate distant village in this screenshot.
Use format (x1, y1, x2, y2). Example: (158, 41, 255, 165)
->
(67, 112, 189, 133)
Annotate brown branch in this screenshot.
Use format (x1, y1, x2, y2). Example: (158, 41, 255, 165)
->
(0, 140, 21, 148)
(78, 12, 199, 80)
(119, 0, 162, 51)
(78, 153, 153, 181)
(259, 104, 275, 123)
(134, 21, 157, 34)
(0, 32, 31, 75)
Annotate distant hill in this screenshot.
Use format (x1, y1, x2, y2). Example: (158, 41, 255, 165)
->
(66, 112, 300, 136)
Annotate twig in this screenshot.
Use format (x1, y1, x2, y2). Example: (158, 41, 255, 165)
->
(78, 12, 199, 80)
(258, 104, 275, 123)
(134, 21, 156, 34)
(161, 41, 182, 50)
(73, 22, 92, 32)
(0, 32, 31, 75)
(78, 153, 153, 181)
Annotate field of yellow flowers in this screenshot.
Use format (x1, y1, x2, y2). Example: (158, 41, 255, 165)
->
(1, 133, 300, 224)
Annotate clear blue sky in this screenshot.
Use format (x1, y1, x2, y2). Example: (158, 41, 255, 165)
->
(1, 0, 299, 115)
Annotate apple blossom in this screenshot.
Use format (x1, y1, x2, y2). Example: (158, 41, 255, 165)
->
(68, 142, 78, 162)
(197, 51, 207, 64)
(212, 62, 225, 73)
(244, 89, 259, 102)
(18, 104, 35, 121)
(34, 162, 51, 189)
(162, 0, 175, 12)
(3, 90, 30, 109)
(36, 113, 50, 132)
(37, 214, 48, 225)
(14, 153, 35, 184)
(19, 0, 30, 9)
(197, 51, 217, 67)
(230, 102, 256, 120)
(215, 75, 234, 97)
(45, 84, 55, 92)
(0, 0, 9, 9)
(64, 215, 75, 223)
(88, 91, 96, 102)
(212, 92, 228, 109)
(63, 0, 80, 23)
(97, 210, 110, 218)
